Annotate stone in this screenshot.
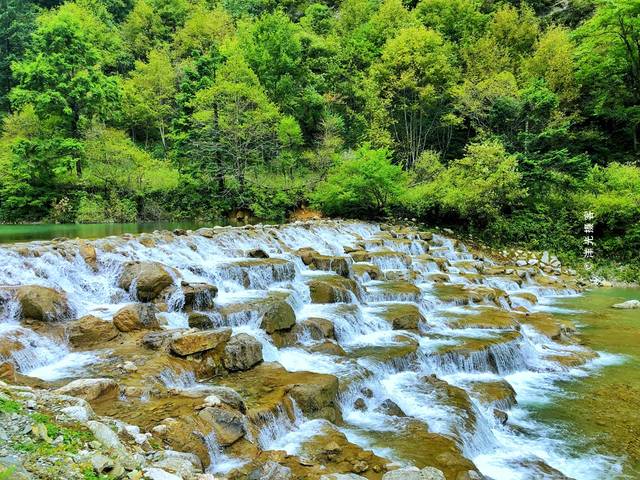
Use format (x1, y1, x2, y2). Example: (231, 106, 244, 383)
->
(0, 361, 16, 383)
(287, 373, 340, 422)
(298, 318, 335, 340)
(15, 285, 71, 321)
(181, 282, 217, 310)
(375, 399, 406, 417)
(113, 303, 160, 332)
(150, 450, 203, 477)
(309, 340, 346, 356)
(118, 261, 174, 301)
(308, 277, 358, 303)
(170, 328, 231, 356)
(223, 333, 263, 371)
(261, 300, 296, 333)
(79, 241, 98, 269)
(187, 311, 214, 330)
(67, 315, 119, 347)
(198, 406, 246, 446)
(55, 378, 119, 402)
(202, 386, 246, 413)
(142, 331, 173, 350)
(612, 300, 640, 309)
(246, 248, 270, 258)
(320, 475, 367, 480)
(382, 466, 446, 480)
(87, 421, 127, 455)
(247, 460, 292, 480)
(144, 468, 182, 480)
(380, 303, 425, 330)
(493, 409, 508, 425)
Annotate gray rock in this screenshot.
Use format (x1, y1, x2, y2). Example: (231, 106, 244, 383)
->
(612, 300, 640, 309)
(319, 475, 368, 480)
(248, 461, 292, 480)
(150, 450, 203, 477)
(144, 468, 182, 480)
(86, 421, 127, 455)
(223, 333, 263, 371)
(382, 466, 446, 480)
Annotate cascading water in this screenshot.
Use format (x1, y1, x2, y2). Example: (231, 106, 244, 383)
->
(0, 220, 624, 479)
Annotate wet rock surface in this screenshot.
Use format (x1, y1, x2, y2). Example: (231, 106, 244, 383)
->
(0, 220, 601, 480)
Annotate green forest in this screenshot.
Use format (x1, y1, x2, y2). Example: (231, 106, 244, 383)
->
(0, 0, 639, 276)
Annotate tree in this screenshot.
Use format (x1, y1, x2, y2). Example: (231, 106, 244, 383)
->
(0, 0, 37, 112)
(122, 49, 177, 149)
(312, 145, 407, 216)
(575, 0, 640, 152)
(121, 0, 164, 60)
(415, 0, 486, 44)
(190, 51, 281, 190)
(172, 6, 234, 60)
(10, 2, 119, 175)
(370, 26, 459, 167)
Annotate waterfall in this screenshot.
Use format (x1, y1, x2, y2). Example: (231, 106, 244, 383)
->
(0, 220, 621, 480)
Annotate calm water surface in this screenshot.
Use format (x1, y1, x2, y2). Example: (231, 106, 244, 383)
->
(535, 288, 640, 478)
(0, 220, 267, 244)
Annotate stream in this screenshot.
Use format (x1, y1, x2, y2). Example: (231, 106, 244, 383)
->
(0, 220, 637, 480)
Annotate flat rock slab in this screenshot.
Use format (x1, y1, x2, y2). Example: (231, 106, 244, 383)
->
(169, 328, 231, 356)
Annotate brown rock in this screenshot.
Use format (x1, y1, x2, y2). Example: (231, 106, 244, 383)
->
(198, 407, 246, 446)
(79, 241, 97, 270)
(170, 328, 232, 356)
(181, 282, 217, 310)
(113, 303, 159, 332)
(118, 261, 174, 301)
(287, 374, 340, 422)
(15, 285, 72, 322)
(261, 300, 296, 334)
(67, 315, 119, 347)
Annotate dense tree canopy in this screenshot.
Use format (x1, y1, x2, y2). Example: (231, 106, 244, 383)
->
(0, 0, 639, 274)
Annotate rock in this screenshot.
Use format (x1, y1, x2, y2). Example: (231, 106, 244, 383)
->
(309, 340, 346, 356)
(15, 285, 72, 321)
(118, 261, 174, 301)
(91, 454, 115, 474)
(170, 328, 231, 356)
(261, 300, 296, 333)
(187, 311, 214, 330)
(202, 386, 246, 413)
(375, 399, 406, 417)
(246, 248, 270, 258)
(181, 282, 217, 310)
(320, 475, 367, 480)
(142, 331, 173, 350)
(308, 277, 358, 303)
(223, 333, 263, 371)
(380, 303, 425, 330)
(383, 466, 446, 480)
(612, 300, 640, 309)
(79, 241, 98, 269)
(493, 409, 508, 425)
(150, 450, 203, 477)
(287, 374, 340, 422)
(87, 421, 127, 455)
(198, 406, 246, 445)
(144, 468, 182, 480)
(67, 315, 119, 347)
(56, 378, 119, 402)
(113, 303, 159, 332)
(298, 318, 335, 340)
(0, 361, 16, 383)
(247, 460, 292, 480)
(354, 398, 366, 410)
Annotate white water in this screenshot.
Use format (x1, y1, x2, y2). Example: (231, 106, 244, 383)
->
(0, 220, 624, 479)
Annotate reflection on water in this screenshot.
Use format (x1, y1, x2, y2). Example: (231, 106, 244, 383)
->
(0, 219, 270, 244)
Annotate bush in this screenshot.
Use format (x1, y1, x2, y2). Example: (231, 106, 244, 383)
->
(311, 145, 407, 217)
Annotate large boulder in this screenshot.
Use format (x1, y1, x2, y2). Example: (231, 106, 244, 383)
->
(379, 303, 425, 330)
(15, 285, 72, 322)
(78, 241, 98, 270)
(169, 328, 232, 356)
(113, 303, 159, 332)
(67, 315, 119, 347)
(198, 406, 246, 446)
(261, 300, 296, 334)
(223, 333, 263, 371)
(287, 373, 340, 422)
(149, 450, 203, 478)
(118, 261, 174, 301)
(55, 378, 119, 402)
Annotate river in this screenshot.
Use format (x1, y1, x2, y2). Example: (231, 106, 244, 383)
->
(0, 221, 638, 479)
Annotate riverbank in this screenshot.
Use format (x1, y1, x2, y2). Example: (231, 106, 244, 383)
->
(0, 220, 637, 479)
